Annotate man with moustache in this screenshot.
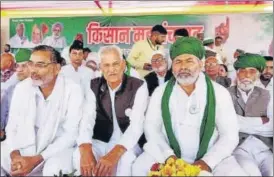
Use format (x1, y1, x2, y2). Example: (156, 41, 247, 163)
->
(1, 49, 31, 141)
(144, 50, 173, 96)
(132, 37, 246, 176)
(127, 25, 167, 78)
(257, 56, 273, 93)
(0, 45, 83, 176)
(42, 22, 67, 49)
(228, 53, 273, 176)
(205, 56, 231, 88)
(73, 45, 148, 176)
(60, 40, 95, 93)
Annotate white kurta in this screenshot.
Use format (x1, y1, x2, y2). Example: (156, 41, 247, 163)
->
(9, 34, 29, 48)
(256, 77, 273, 95)
(60, 64, 95, 95)
(42, 36, 67, 49)
(233, 87, 273, 176)
(133, 73, 246, 176)
(126, 67, 141, 79)
(74, 79, 148, 176)
(1, 75, 84, 176)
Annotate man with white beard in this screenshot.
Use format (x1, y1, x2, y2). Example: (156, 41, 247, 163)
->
(228, 53, 273, 176)
(144, 50, 173, 96)
(132, 37, 246, 176)
(42, 22, 67, 49)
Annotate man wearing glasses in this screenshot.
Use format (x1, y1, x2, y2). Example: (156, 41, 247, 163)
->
(1, 45, 83, 176)
(205, 56, 231, 88)
(42, 22, 67, 49)
(144, 50, 173, 96)
(1, 49, 31, 142)
(60, 40, 95, 94)
(228, 53, 273, 176)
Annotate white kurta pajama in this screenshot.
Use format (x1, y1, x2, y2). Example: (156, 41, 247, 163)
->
(132, 73, 247, 176)
(233, 88, 273, 176)
(0, 75, 83, 176)
(73, 80, 148, 176)
(60, 64, 95, 95)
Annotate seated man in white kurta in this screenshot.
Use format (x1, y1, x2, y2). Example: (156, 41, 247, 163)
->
(0, 45, 83, 176)
(73, 45, 148, 176)
(132, 37, 247, 176)
(60, 40, 95, 94)
(228, 53, 273, 176)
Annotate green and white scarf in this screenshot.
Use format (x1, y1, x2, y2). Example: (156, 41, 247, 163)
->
(161, 74, 216, 160)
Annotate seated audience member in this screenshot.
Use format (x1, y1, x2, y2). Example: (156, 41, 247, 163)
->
(1, 53, 18, 91)
(132, 37, 247, 176)
(1, 49, 31, 141)
(144, 50, 173, 96)
(205, 56, 231, 88)
(60, 40, 95, 93)
(257, 56, 273, 94)
(228, 53, 273, 176)
(73, 45, 148, 176)
(1, 45, 83, 176)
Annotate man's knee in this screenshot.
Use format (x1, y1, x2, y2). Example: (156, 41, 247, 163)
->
(234, 154, 262, 176)
(132, 152, 156, 176)
(213, 156, 249, 176)
(43, 149, 74, 176)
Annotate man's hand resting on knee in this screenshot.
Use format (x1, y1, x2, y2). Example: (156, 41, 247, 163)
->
(94, 144, 126, 176)
(10, 150, 43, 176)
(79, 143, 97, 177)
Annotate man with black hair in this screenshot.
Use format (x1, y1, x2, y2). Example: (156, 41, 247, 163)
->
(174, 28, 189, 40)
(257, 56, 273, 93)
(128, 24, 167, 78)
(1, 45, 83, 176)
(60, 40, 95, 93)
(83, 48, 91, 61)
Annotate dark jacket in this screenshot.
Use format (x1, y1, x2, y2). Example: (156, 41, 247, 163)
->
(90, 74, 146, 146)
(144, 69, 173, 96)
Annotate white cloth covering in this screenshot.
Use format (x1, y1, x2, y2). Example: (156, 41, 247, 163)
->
(134, 72, 242, 175)
(1, 74, 83, 176)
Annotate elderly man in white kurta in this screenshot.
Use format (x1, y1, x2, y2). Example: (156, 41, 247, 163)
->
(73, 45, 148, 176)
(132, 37, 247, 176)
(0, 45, 83, 176)
(60, 40, 95, 94)
(228, 53, 273, 176)
(9, 23, 29, 48)
(42, 22, 67, 49)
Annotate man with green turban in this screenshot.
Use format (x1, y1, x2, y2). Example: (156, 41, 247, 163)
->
(132, 37, 246, 176)
(228, 53, 273, 176)
(1, 48, 31, 141)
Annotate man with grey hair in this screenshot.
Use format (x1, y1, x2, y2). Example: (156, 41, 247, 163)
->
(144, 50, 173, 96)
(228, 53, 273, 176)
(73, 45, 148, 176)
(9, 23, 29, 48)
(42, 22, 67, 49)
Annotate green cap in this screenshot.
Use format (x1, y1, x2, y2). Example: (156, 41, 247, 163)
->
(15, 48, 32, 63)
(234, 53, 266, 73)
(203, 38, 214, 46)
(170, 37, 205, 60)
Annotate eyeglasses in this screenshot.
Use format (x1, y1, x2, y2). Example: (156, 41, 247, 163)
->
(205, 63, 218, 67)
(27, 61, 56, 69)
(151, 57, 165, 63)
